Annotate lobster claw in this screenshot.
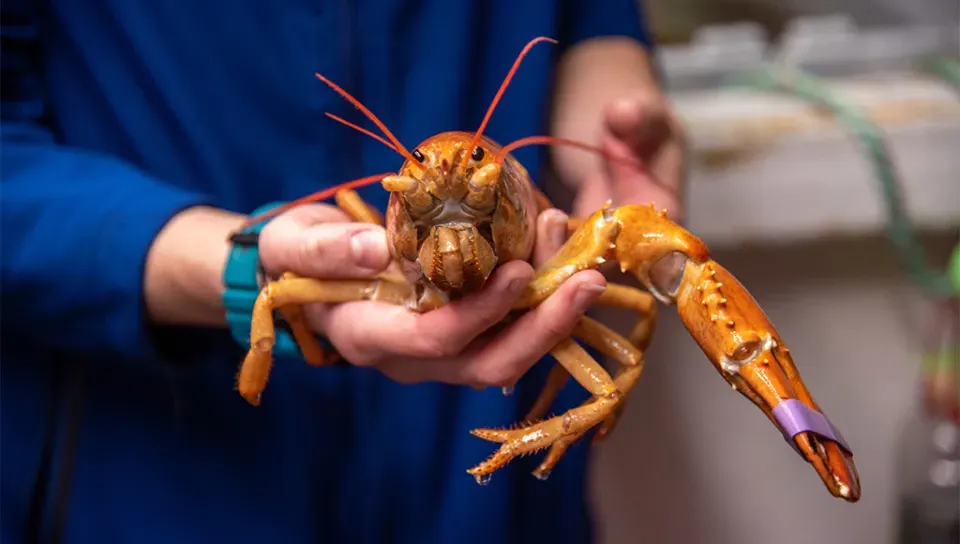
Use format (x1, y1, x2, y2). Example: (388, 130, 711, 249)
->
(673, 258, 861, 502)
(608, 205, 859, 501)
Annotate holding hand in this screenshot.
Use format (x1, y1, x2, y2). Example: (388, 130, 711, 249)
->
(257, 204, 602, 389)
(573, 92, 686, 222)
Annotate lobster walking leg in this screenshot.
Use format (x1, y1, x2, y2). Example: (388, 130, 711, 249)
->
(587, 284, 658, 441)
(597, 284, 658, 350)
(471, 313, 649, 481)
(237, 274, 415, 405)
(534, 315, 652, 478)
(467, 337, 626, 482)
(465, 206, 649, 479)
(335, 189, 384, 225)
(522, 284, 656, 423)
(275, 273, 334, 367)
(510, 206, 630, 421)
(533, 358, 646, 480)
(237, 189, 391, 402)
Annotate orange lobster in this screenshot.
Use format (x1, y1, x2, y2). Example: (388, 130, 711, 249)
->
(233, 36, 860, 502)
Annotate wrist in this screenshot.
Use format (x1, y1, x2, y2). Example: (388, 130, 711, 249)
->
(144, 205, 247, 326)
(221, 201, 324, 359)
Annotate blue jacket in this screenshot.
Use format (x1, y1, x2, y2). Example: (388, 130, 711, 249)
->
(1, 1, 651, 542)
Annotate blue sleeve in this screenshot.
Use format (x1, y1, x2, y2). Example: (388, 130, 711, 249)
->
(559, 0, 655, 48)
(1, 3, 213, 362)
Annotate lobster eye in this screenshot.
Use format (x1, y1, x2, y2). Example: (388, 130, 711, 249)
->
(412, 149, 425, 162)
(471, 146, 484, 161)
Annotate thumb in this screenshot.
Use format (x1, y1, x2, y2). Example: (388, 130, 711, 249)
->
(259, 213, 392, 278)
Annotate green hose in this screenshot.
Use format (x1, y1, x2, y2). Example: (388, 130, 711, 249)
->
(949, 243, 960, 295)
(725, 66, 957, 299)
(920, 57, 960, 298)
(918, 56, 960, 91)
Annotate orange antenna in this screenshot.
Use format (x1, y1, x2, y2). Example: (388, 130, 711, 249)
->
(496, 135, 678, 197)
(459, 36, 557, 176)
(324, 112, 400, 154)
(314, 73, 429, 173)
(241, 171, 395, 227)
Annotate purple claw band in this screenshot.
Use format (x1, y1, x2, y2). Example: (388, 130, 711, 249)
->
(772, 399, 852, 455)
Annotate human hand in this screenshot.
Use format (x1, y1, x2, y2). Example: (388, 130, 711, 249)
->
(573, 92, 686, 223)
(257, 203, 605, 388)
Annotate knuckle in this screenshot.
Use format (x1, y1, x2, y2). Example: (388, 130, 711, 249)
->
(298, 230, 335, 270)
(540, 316, 575, 340)
(413, 334, 452, 359)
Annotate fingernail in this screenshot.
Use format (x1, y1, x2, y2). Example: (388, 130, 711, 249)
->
(573, 282, 605, 310)
(350, 229, 390, 270)
(549, 210, 569, 248)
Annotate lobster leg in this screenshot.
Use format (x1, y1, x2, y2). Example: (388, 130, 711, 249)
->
(237, 273, 416, 405)
(522, 363, 569, 422)
(467, 337, 626, 483)
(598, 284, 658, 350)
(275, 273, 337, 367)
(527, 315, 649, 481)
(512, 206, 647, 424)
(522, 284, 656, 423)
(237, 189, 388, 402)
(335, 189, 384, 225)
(284, 188, 384, 365)
(463, 208, 654, 480)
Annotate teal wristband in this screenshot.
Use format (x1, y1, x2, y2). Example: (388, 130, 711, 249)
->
(222, 202, 331, 359)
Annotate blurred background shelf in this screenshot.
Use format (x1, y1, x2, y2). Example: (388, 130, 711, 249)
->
(655, 14, 960, 249)
(673, 74, 960, 248)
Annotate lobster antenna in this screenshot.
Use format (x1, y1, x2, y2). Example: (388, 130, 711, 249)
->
(324, 112, 400, 154)
(240, 171, 395, 227)
(496, 135, 678, 197)
(459, 36, 558, 176)
(314, 73, 429, 173)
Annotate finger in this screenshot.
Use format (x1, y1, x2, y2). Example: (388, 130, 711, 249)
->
(533, 208, 569, 266)
(374, 333, 497, 386)
(259, 218, 392, 278)
(603, 94, 684, 212)
(600, 132, 682, 220)
(571, 167, 615, 219)
(265, 202, 353, 228)
(604, 93, 670, 157)
(444, 269, 607, 387)
(320, 261, 535, 363)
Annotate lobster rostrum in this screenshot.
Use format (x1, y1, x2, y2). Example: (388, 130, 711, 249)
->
(235, 37, 860, 502)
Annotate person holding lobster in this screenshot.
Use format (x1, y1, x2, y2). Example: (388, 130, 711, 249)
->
(1, 1, 684, 542)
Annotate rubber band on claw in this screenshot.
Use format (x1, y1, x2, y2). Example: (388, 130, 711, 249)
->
(773, 399, 852, 455)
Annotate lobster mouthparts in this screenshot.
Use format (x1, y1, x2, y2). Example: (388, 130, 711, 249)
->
(418, 224, 498, 293)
